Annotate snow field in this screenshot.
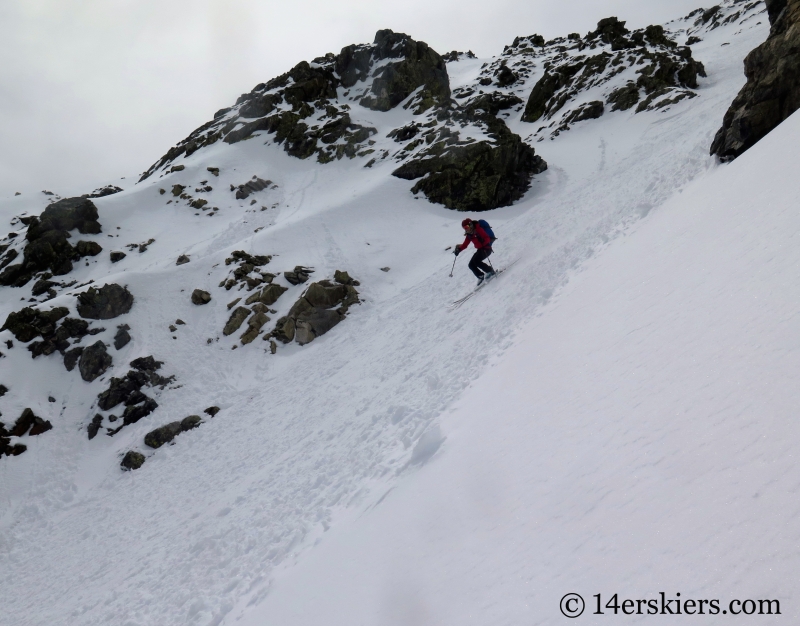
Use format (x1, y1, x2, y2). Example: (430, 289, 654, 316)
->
(0, 7, 776, 626)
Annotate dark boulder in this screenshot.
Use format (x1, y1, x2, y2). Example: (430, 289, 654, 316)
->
(191, 289, 212, 305)
(204, 406, 220, 416)
(114, 324, 131, 350)
(86, 185, 122, 198)
(176, 254, 190, 265)
(78, 341, 112, 382)
(131, 355, 163, 371)
(87, 414, 103, 440)
(120, 450, 145, 470)
(76, 283, 134, 319)
(110, 251, 126, 263)
(711, 0, 800, 159)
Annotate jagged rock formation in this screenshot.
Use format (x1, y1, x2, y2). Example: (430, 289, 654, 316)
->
(0, 197, 103, 287)
(711, 0, 800, 159)
(136, 29, 546, 212)
(517, 18, 706, 135)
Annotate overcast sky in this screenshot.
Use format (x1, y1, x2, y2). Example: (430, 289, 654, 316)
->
(0, 0, 709, 198)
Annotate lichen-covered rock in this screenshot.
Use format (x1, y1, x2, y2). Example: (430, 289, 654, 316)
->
(78, 341, 112, 382)
(710, 0, 800, 159)
(191, 289, 212, 305)
(76, 284, 134, 319)
(120, 450, 145, 470)
(144, 421, 183, 448)
(223, 306, 251, 336)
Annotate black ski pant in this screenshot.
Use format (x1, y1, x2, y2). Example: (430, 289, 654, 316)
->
(468, 248, 493, 278)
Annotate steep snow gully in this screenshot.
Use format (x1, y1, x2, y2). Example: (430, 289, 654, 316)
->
(1, 3, 794, 625)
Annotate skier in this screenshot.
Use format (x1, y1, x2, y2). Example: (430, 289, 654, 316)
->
(454, 218, 495, 285)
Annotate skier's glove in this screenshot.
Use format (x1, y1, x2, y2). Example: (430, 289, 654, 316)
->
(453, 247, 461, 256)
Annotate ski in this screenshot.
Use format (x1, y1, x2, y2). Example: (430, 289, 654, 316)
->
(448, 260, 518, 309)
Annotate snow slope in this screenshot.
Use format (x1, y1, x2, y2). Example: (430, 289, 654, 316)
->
(0, 4, 782, 625)
(236, 91, 800, 626)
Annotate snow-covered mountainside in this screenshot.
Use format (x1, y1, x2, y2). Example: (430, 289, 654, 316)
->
(2, 1, 791, 624)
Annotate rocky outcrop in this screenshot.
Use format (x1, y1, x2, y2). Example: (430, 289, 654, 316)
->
(76, 284, 134, 319)
(394, 93, 547, 211)
(710, 0, 800, 159)
(517, 17, 705, 137)
(223, 307, 251, 336)
(270, 276, 360, 346)
(220, 250, 273, 291)
(0, 197, 102, 287)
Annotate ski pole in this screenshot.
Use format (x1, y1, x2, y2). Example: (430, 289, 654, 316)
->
(449, 256, 457, 278)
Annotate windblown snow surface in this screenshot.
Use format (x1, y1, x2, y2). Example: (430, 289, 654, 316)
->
(1, 5, 795, 625)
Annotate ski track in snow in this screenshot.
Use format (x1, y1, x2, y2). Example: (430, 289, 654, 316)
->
(0, 8, 770, 626)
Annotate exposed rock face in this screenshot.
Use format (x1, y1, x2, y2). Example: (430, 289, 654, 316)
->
(710, 0, 800, 159)
(234, 177, 271, 200)
(78, 341, 112, 382)
(394, 93, 546, 211)
(271, 277, 360, 346)
(120, 450, 145, 470)
(0, 197, 102, 287)
(76, 284, 134, 319)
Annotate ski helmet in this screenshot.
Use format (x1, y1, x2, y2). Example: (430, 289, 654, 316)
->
(461, 219, 472, 229)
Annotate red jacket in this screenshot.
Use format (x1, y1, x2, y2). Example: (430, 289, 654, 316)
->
(458, 223, 492, 252)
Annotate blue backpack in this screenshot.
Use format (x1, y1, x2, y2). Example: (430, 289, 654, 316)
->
(477, 219, 496, 243)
